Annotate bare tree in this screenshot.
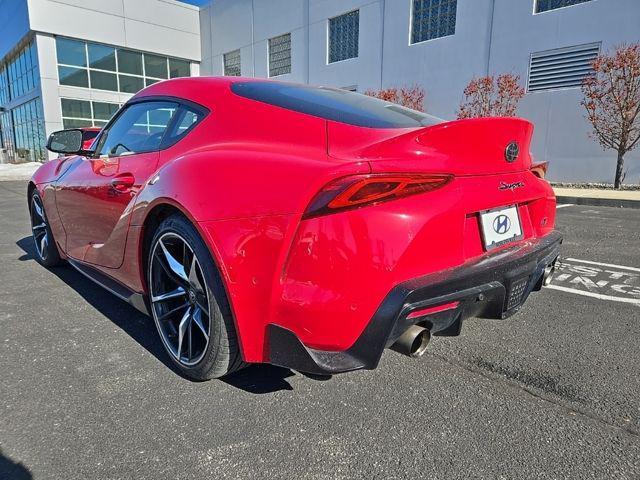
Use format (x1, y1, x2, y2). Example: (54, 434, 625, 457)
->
(364, 85, 426, 112)
(582, 44, 640, 188)
(457, 74, 525, 119)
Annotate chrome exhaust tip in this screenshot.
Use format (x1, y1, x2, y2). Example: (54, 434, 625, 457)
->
(543, 256, 559, 286)
(390, 325, 431, 358)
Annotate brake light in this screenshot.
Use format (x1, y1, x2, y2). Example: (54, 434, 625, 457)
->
(531, 161, 549, 179)
(303, 174, 452, 219)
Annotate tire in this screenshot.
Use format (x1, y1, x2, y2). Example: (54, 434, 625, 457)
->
(30, 190, 63, 267)
(147, 214, 245, 380)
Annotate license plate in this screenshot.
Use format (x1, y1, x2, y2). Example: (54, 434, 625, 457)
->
(479, 205, 523, 250)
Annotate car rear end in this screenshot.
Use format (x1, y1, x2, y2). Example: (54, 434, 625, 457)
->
(230, 81, 561, 374)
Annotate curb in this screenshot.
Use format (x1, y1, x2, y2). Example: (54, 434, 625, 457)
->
(556, 195, 640, 209)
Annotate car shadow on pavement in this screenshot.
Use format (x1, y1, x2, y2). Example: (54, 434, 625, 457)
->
(0, 448, 32, 480)
(16, 236, 297, 394)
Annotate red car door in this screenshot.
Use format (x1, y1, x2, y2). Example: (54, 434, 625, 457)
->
(55, 101, 179, 268)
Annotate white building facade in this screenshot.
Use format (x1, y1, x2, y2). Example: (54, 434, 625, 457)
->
(199, 0, 640, 183)
(0, 0, 201, 163)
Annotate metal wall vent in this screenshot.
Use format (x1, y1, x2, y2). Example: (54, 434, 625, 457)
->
(528, 42, 600, 92)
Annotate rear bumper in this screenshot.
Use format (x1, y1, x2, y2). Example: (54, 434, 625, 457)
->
(267, 230, 562, 375)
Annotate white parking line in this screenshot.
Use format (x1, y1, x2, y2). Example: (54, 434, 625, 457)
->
(545, 285, 640, 305)
(556, 204, 574, 209)
(544, 257, 640, 306)
(564, 258, 640, 273)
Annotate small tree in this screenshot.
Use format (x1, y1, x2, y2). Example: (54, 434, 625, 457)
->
(582, 44, 640, 189)
(364, 85, 426, 112)
(457, 74, 525, 119)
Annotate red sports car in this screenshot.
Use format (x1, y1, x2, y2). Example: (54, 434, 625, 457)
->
(30, 77, 561, 380)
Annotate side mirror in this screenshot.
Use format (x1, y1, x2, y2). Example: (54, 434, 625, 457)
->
(46, 129, 85, 155)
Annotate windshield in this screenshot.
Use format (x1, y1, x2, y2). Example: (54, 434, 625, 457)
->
(231, 81, 443, 129)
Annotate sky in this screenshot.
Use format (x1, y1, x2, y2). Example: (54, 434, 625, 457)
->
(178, 0, 210, 6)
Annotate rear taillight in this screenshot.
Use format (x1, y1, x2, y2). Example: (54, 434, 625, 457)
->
(303, 174, 452, 219)
(531, 161, 549, 179)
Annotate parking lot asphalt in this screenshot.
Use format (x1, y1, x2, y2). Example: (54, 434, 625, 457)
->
(1, 180, 639, 480)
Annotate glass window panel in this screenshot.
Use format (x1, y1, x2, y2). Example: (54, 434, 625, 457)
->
(98, 101, 178, 156)
(145, 78, 160, 87)
(93, 120, 108, 127)
(88, 43, 116, 71)
(144, 54, 168, 79)
(92, 101, 119, 121)
(117, 50, 143, 75)
(223, 50, 241, 76)
(411, 0, 457, 44)
(148, 107, 175, 126)
(535, 0, 592, 13)
(56, 37, 86, 67)
(269, 33, 292, 77)
(90, 70, 118, 91)
(58, 66, 89, 87)
(328, 10, 359, 63)
(169, 59, 190, 78)
(118, 74, 144, 93)
(61, 98, 92, 119)
(63, 118, 92, 129)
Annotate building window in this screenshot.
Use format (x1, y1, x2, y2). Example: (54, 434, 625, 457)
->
(223, 50, 241, 76)
(528, 43, 600, 92)
(535, 0, 592, 13)
(11, 97, 46, 162)
(0, 40, 40, 102)
(55, 37, 191, 94)
(0, 64, 9, 106)
(411, 0, 457, 44)
(61, 98, 120, 128)
(328, 10, 359, 63)
(269, 33, 292, 77)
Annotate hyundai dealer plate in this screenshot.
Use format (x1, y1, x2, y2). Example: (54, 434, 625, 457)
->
(479, 205, 523, 250)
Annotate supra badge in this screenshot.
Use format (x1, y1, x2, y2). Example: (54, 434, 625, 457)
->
(499, 181, 525, 191)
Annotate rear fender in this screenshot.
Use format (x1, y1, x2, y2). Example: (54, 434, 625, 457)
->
(130, 151, 370, 363)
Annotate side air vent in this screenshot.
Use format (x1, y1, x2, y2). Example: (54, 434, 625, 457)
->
(527, 43, 600, 92)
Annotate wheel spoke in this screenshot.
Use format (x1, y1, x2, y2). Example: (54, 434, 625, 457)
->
(195, 295, 209, 317)
(158, 239, 189, 283)
(188, 320, 193, 360)
(192, 307, 209, 341)
(188, 256, 204, 293)
(151, 287, 186, 303)
(176, 307, 192, 359)
(40, 233, 48, 255)
(157, 302, 190, 322)
(33, 199, 44, 219)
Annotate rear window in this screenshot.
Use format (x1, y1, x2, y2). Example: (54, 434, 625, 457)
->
(231, 81, 443, 129)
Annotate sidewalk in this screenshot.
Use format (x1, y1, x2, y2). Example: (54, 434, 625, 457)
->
(554, 187, 640, 209)
(0, 162, 40, 181)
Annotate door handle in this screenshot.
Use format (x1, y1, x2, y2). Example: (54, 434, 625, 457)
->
(110, 173, 135, 193)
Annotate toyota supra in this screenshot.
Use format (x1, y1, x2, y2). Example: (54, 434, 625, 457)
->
(29, 77, 561, 380)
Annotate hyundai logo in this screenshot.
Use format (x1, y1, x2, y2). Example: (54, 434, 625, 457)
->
(505, 142, 520, 162)
(493, 215, 511, 234)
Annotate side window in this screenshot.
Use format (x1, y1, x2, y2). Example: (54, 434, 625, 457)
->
(160, 106, 205, 149)
(97, 101, 178, 157)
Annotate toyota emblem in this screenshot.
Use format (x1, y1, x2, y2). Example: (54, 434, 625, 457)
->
(505, 142, 519, 163)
